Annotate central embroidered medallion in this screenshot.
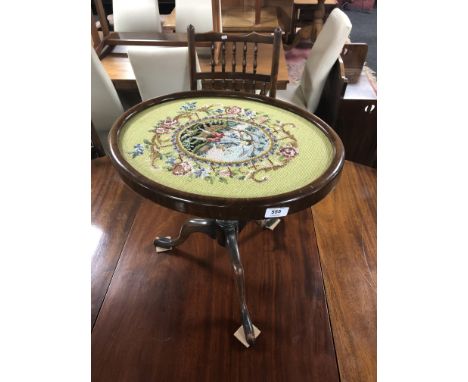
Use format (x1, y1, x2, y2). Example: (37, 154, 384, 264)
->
(177, 117, 274, 165)
(126, 101, 302, 184)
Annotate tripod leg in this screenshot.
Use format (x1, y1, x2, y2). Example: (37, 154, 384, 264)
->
(154, 218, 217, 249)
(218, 220, 256, 346)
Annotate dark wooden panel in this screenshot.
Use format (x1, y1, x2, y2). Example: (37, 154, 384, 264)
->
(312, 161, 377, 382)
(91, 157, 143, 327)
(92, 199, 339, 381)
(335, 70, 377, 168)
(335, 99, 377, 168)
(315, 58, 347, 129)
(341, 43, 368, 83)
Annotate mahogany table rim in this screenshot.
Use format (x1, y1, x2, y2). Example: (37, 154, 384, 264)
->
(108, 90, 345, 220)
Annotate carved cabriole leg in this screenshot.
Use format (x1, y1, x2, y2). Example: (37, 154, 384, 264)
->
(154, 218, 217, 249)
(217, 220, 256, 346)
(154, 218, 256, 346)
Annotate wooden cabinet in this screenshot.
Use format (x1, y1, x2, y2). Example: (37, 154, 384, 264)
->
(335, 71, 377, 168)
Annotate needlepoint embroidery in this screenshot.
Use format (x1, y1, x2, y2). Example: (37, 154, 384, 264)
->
(119, 98, 333, 198)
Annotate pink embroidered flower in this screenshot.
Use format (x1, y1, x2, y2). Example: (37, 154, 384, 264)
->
(172, 162, 192, 175)
(207, 132, 224, 142)
(225, 106, 242, 115)
(280, 146, 298, 159)
(160, 118, 177, 129)
(218, 168, 231, 177)
(256, 116, 269, 124)
(156, 127, 168, 134)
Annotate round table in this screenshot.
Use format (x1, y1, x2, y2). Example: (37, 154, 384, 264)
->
(108, 90, 344, 346)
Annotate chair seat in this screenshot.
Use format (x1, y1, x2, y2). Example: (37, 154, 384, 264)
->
(276, 83, 308, 111)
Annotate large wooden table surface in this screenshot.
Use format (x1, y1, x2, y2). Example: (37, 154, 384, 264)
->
(100, 41, 290, 91)
(91, 157, 376, 381)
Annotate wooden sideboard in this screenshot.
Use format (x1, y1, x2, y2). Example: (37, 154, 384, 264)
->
(335, 69, 377, 168)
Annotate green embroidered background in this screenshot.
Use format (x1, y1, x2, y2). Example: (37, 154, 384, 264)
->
(119, 97, 334, 198)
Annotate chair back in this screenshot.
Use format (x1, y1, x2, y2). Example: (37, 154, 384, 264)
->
(176, 0, 214, 33)
(127, 46, 197, 101)
(113, 0, 162, 33)
(300, 8, 352, 112)
(91, 48, 124, 155)
(187, 25, 282, 97)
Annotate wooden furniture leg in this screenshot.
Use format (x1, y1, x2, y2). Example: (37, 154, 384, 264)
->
(255, 0, 263, 25)
(312, 0, 326, 40)
(154, 218, 217, 248)
(287, 0, 326, 50)
(218, 220, 256, 346)
(154, 218, 257, 346)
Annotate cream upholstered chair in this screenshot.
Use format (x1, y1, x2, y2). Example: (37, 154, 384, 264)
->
(175, 0, 216, 33)
(127, 46, 200, 101)
(91, 48, 124, 155)
(113, 0, 162, 32)
(277, 8, 352, 114)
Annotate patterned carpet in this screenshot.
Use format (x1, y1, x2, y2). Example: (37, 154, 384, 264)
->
(284, 45, 311, 85)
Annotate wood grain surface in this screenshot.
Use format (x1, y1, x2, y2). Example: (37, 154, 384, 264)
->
(312, 161, 377, 382)
(91, 157, 143, 327)
(91, 158, 339, 381)
(91, 157, 377, 381)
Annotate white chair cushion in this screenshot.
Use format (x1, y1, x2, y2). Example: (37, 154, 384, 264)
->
(91, 48, 124, 154)
(300, 8, 352, 113)
(113, 0, 162, 33)
(127, 46, 198, 101)
(276, 83, 307, 111)
(176, 0, 213, 32)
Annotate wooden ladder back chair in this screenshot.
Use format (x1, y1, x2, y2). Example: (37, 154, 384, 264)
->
(187, 24, 282, 98)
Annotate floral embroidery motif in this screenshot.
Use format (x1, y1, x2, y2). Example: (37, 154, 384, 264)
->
(279, 146, 298, 159)
(134, 101, 299, 183)
(172, 161, 192, 175)
(129, 143, 144, 158)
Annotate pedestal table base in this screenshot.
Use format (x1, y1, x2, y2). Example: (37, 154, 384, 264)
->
(154, 218, 264, 346)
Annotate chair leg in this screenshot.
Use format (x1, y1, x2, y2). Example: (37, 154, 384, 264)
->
(154, 218, 217, 249)
(218, 220, 256, 346)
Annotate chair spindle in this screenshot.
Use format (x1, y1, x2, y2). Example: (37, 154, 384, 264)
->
(221, 41, 226, 72)
(232, 42, 237, 91)
(253, 43, 258, 75)
(242, 42, 247, 91)
(252, 42, 258, 92)
(232, 42, 236, 72)
(187, 24, 281, 97)
(211, 42, 215, 88)
(221, 41, 226, 88)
